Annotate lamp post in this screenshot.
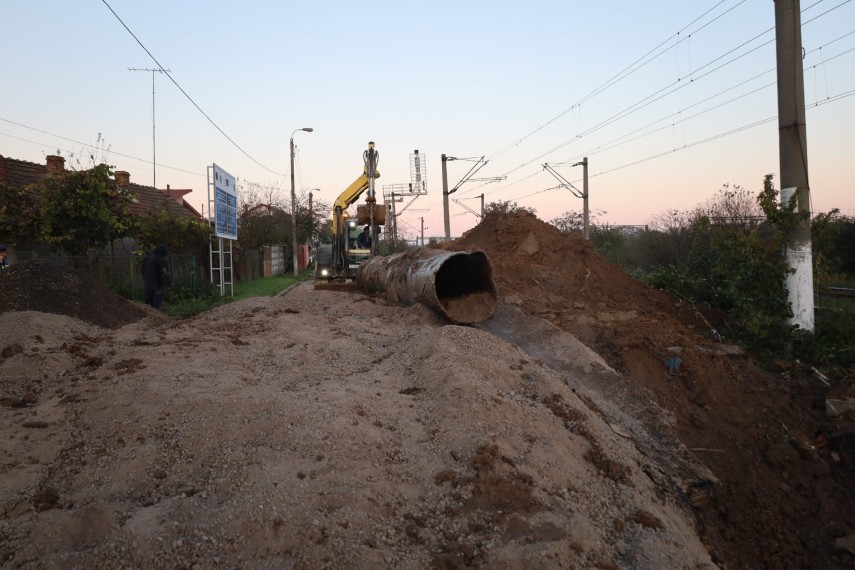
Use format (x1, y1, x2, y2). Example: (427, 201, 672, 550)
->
(290, 127, 314, 276)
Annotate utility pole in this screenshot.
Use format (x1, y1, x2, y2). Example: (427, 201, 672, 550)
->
(420, 217, 425, 247)
(308, 190, 313, 243)
(442, 154, 450, 240)
(775, 0, 814, 331)
(290, 128, 313, 276)
(391, 192, 398, 242)
(479, 194, 485, 218)
(128, 67, 171, 189)
(580, 157, 589, 239)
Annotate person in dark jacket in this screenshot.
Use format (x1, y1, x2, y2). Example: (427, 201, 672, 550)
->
(142, 244, 171, 309)
(357, 225, 372, 249)
(0, 244, 9, 270)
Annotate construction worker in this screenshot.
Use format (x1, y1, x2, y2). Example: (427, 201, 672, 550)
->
(0, 245, 9, 269)
(142, 244, 171, 309)
(357, 225, 372, 249)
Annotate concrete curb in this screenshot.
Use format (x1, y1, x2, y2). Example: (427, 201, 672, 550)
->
(275, 278, 311, 298)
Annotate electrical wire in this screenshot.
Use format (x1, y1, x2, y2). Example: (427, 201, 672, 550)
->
(100, 0, 286, 177)
(461, 8, 853, 200)
(504, 89, 855, 204)
(486, 0, 746, 162)
(542, 30, 855, 169)
(0, 118, 205, 177)
(463, 4, 853, 197)
(0, 131, 201, 180)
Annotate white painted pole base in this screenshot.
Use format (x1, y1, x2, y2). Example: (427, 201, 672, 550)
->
(781, 186, 815, 332)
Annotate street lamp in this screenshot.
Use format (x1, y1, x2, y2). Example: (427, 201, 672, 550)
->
(290, 127, 314, 276)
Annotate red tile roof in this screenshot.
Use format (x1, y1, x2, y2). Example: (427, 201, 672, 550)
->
(0, 156, 48, 188)
(0, 155, 201, 220)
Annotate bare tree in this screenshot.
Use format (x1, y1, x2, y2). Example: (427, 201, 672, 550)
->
(692, 184, 764, 228)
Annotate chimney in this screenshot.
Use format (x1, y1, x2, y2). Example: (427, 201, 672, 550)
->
(115, 171, 131, 186)
(46, 155, 66, 176)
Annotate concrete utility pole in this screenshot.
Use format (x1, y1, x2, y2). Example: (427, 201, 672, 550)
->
(290, 127, 314, 276)
(128, 67, 171, 188)
(479, 194, 485, 218)
(442, 154, 450, 240)
(420, 217, 425, 247)
(775, 0, 814, 331)
(308, 190, 313, 242)
(581, 157, 589, 240)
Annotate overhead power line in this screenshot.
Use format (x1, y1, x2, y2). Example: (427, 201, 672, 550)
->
(100, 0, 285, 177)
(548, 35, 855, 168)
(486, 0, 747, 162)
(504, 89, 855, 204)
(463, 1, 853, 198)
(487, 0, 836, 167)
(0, 117, 205, 177)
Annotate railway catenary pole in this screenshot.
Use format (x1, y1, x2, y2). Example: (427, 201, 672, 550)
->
(582, 157, 589, 240)
(442, 154, 450, 240)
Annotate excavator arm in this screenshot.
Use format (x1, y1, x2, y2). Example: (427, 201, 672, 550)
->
(331, 174, 370, 236)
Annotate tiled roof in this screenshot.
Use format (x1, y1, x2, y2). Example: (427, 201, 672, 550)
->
(128, 183, 197, 219)
(0, 155, 200, 220)
(1, 156, 49, 188)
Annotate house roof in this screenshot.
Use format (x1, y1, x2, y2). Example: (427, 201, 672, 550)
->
(161, 188, 203, 218)
(0, 156, 48, 188)
(0, 155, 201, 220)
(127, 182, 198, 219)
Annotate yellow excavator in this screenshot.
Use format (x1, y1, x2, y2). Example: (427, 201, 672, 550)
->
(315, 142, 386, 285)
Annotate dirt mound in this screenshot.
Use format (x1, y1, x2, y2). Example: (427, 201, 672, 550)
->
(0, 287, 713, 569)
(0, 260, 147, 329)
(447, 211, 855, 570)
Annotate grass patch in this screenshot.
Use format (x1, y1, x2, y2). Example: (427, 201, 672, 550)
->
(163, 271, 310, 317)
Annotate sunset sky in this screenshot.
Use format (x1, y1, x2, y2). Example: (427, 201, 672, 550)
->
(2, 0, 853, 240)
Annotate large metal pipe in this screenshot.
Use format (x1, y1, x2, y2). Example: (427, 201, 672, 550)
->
(356, 249, 498, 324)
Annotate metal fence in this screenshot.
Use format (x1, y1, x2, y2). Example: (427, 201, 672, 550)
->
(13, 251, 198, 302)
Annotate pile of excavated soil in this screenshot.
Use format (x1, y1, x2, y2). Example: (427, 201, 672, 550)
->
(1, 287, 713, 569)
(444, 211, 855, 569)
(1, 221, 852, 569)
(0, 260, 147, 330)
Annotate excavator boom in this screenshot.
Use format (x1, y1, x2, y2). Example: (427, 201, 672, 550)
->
(331, 174, 369, 235)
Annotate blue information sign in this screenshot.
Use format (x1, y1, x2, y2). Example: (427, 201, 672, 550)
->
(213, 164, 237, 239)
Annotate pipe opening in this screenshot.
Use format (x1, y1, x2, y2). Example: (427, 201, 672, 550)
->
(434, 251, 497, 323)
(435, 251, 493, 299)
